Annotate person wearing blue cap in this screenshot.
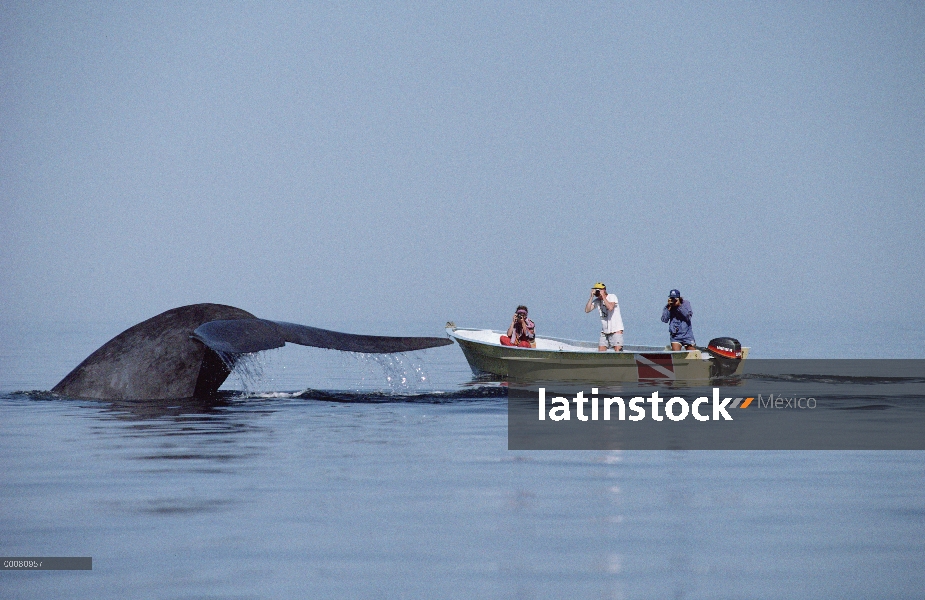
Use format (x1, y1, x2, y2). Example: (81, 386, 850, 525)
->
(661, 289, 695, 350)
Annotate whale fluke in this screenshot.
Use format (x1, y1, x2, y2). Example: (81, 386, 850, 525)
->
(193, 319, 456, 354)
(191, 318, 286, 354)
(52, 303, 452, 401)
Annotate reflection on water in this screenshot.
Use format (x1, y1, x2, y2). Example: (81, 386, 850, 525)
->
(3, 392, 925, 598)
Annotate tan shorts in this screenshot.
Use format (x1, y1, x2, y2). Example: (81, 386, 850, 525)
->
(600, 332, 624, 348)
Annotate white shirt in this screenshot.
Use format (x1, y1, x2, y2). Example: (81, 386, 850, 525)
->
(593, 293, 624, 333)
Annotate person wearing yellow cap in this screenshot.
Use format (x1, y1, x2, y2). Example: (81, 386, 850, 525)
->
(584, 282, 624, 351)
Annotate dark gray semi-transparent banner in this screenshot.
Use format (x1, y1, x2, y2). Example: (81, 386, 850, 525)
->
(2, 557, 92, 570)
(508, 360, 925, 450)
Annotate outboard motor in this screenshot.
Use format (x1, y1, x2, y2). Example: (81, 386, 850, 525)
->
(706, 337, 742, 378)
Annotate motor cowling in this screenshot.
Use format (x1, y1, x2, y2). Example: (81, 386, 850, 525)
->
(707, 337, 742, 359)
(706, 337, 742, 378)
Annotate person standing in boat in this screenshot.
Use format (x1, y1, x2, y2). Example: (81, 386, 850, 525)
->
(585, 282, 624, 351)
(661, 289, 695, 350)
(500, 306, 536, 348)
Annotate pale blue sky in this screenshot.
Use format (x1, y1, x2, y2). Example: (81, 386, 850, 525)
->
(2, 2, 923, 342)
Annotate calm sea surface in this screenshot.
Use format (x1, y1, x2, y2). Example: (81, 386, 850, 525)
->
(1, 319, 923, 599)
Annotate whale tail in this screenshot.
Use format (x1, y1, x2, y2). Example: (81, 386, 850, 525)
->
(52, 304, 452, 401)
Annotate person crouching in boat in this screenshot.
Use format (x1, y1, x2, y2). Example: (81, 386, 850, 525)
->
(661, 288, 695, 350)
(585, 282, 624, 351)
(500, 306, 536, 348)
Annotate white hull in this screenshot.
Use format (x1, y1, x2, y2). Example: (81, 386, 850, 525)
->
(446, 326, 749, 383)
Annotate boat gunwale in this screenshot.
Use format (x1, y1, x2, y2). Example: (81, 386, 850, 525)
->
(447, 327, 696, 355)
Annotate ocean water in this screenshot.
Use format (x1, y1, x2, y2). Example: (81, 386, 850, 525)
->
(1, 319, 924, 599)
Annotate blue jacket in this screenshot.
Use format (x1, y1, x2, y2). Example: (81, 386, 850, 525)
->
(661, 300, 694, 341)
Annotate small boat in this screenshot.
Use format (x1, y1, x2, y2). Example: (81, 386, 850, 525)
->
(445, 323, 749, 383)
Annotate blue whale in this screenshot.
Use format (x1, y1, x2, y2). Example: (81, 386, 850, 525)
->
(52, 303, 452, 400)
